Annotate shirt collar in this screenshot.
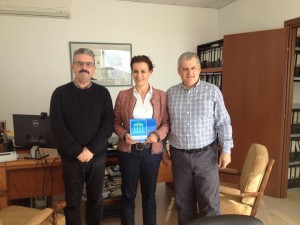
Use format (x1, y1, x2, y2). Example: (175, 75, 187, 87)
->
(73, 80, 92, 89)
(181, 79, 201, 90)
(133, 84, 153, 95)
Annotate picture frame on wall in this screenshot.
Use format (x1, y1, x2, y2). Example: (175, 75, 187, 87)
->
(69, 42, 132, 87)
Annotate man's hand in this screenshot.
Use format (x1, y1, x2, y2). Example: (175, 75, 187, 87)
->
(218, 152, 231, 169)
(77, 147, 94, 162)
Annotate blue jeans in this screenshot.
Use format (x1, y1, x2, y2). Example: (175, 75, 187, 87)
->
(62, 155, 106, 225)
(119, 145, 162, 225)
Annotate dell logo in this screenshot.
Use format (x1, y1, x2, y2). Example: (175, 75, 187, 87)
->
(33, 120, 39, 127)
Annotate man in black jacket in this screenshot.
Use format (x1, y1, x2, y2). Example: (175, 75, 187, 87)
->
(50, 48, 114, 225)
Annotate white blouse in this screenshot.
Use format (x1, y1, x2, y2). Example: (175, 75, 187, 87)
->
(132, 85, 153, 119)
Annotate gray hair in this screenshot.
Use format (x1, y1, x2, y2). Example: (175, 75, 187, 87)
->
(177, 52, 201, 68)
(73, 48, 95, 64)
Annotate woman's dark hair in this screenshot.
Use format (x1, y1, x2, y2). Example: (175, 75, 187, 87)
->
(130, 55, 154, 71)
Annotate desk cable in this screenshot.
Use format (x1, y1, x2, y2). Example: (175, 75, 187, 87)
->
(38, 148, 60, 207)
(41, 151, 60, 200)
(29, 158, 46, 207)
(28, 149, 59, 207)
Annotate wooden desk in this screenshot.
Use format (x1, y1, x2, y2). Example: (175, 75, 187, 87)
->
(0, 148, 63, 209)
(0, 149, 173, 209)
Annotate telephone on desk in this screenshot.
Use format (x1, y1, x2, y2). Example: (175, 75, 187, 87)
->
(0, 151, 18, 162)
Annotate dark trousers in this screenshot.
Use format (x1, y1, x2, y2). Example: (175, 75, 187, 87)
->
(170, 142, 220, 225)
(62, 155, 106, 225)
(119, 146, 162, 225)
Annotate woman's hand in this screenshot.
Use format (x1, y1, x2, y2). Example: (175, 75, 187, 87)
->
(124, 132, 139, 145)
(144, 132, 159, 144)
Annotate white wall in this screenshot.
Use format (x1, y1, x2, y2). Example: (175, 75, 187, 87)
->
(218, 0, 300, 36)
(0, 0, 218, 131)
(2, 0, 300, 132)
(218, 0, 300, 104)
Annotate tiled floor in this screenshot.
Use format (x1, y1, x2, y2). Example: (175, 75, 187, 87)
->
(77, 184, 300, 225)
(256, 188, 300, 225)
(101, 183, 177, 225)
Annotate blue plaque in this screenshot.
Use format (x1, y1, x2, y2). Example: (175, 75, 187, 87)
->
(130, 118, 156, 142)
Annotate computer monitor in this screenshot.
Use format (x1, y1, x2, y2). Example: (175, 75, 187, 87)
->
(13, 114, 57, 149)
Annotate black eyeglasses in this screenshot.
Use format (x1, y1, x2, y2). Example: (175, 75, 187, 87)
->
(74, 61, 95, 68)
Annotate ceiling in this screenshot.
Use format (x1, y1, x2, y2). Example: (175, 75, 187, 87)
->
(116, 0, 237, 9)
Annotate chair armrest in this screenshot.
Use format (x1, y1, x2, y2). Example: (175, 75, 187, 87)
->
(219, 167, 241, 175)
(241, 191, 263, 198)
(51, 200, 66, 225)
(52, 200, 66, 211)
(220, 191, 262, 198)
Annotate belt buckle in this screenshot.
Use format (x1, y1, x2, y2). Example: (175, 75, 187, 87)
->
(136, 143, 144, 150)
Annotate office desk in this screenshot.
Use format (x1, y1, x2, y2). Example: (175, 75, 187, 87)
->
(0, 149, 173, 209)
(0, 148, 63, 209)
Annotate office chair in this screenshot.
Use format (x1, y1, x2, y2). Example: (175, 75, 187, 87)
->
(219, 143, 275, 216)
(0, 194, 65, 225)
(186, 214, 264, 225)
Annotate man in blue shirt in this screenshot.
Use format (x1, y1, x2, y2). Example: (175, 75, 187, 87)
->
(167, 52, 233, 225)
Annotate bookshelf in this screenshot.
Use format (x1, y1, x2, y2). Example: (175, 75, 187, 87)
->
(103, 160, 122, 216)
(81, 154, 121, 215)
(295, 28, 300, 82)
(197, 40, 223, 90)
(197, 39, 223, 69)
(288, 105, 300, 189)
(295, 48, 300, 82)
(288, 25, 300, 189)
(289, 136, 300, 188)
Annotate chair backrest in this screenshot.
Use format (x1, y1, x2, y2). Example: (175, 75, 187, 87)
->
(239, 143, 269, 205)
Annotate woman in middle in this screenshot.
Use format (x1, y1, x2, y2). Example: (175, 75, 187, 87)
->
(114, 55, 169, 225)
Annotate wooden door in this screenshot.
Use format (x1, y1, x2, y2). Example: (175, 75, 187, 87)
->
(222, 28, 290, 197)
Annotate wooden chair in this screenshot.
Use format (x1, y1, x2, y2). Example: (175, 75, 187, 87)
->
(219, 143, 275, 216)
(0, 194, 66, 225)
